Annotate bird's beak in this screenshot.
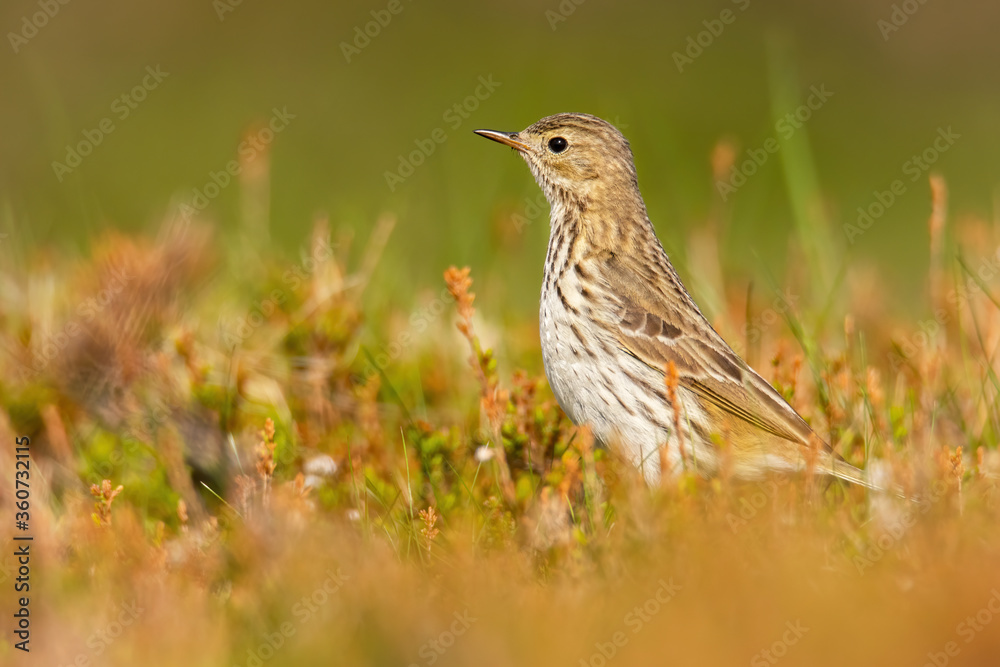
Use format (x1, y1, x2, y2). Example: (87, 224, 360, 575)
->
(474, 129, 530, 153)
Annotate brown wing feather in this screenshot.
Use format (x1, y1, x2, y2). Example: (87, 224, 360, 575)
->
(593, 250, 827, 454)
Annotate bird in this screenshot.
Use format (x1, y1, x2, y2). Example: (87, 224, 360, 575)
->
(474, 113, 873, 489)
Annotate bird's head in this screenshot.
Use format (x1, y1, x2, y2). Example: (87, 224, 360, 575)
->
(475, 113, 640, 209)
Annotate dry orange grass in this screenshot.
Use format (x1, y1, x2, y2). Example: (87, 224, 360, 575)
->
(2, 190, 1000, 666)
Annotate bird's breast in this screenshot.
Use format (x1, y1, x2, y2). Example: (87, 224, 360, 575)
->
(539, 269, 713, 483)
(539, 272, 666, 430)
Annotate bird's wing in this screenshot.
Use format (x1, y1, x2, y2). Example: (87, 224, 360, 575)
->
(592, 250, 821, 450)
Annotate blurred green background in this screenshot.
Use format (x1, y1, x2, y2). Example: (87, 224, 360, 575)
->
(2, 0, 998, 320)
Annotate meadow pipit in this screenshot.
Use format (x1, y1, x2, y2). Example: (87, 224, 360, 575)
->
(475, 113, 872, 488)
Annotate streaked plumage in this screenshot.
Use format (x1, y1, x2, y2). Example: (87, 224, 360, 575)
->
(475, 113, 871, 488)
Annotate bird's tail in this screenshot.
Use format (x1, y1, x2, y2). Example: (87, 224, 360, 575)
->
(829, 458, 908, 499)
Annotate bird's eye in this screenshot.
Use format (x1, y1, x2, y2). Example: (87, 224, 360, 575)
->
(547, 137, 568, 154)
